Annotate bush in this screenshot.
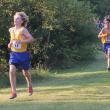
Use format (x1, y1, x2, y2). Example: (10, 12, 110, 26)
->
(0, 0, 98, 70)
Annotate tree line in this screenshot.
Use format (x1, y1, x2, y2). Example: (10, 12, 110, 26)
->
(0, 0, 99, 70)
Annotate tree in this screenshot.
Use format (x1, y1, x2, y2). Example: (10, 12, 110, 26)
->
(0, 0, 97, 69)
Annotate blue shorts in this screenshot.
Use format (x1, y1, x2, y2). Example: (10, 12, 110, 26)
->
(9, 51, 30, 70)
(103, 43, 110, 54)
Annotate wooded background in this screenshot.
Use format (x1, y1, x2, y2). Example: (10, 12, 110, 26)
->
(0, 0, 109, 70)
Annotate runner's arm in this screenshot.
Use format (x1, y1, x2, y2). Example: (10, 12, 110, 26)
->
(21, 28, 34, 43)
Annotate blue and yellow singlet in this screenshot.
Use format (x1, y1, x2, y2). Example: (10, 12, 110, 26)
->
(10, 27, 27, 52)
(100, 33, 110, 44)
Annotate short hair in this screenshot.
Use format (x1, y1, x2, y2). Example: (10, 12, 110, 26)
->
(15, 12, 29, 27)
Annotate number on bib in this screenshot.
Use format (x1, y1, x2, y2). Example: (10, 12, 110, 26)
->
(12, 41, 21, 49)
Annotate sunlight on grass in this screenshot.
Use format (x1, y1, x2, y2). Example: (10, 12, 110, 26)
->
(53, 71, 107, 78)
(1, 53, 110, 110)
(1, 83, 110, 104)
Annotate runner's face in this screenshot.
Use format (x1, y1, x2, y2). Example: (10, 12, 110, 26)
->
(104, 21, 110, 28)
(14, 14, 23, 26)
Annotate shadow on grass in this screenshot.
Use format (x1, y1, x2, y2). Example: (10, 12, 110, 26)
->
(35, 70, 110, 87)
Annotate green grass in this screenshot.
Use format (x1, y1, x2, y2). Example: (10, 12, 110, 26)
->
(1, 52, 110, 110)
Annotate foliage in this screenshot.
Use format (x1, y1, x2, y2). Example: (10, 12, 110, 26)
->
(79, 0, 110, 18)
(0, 0, 97, 70)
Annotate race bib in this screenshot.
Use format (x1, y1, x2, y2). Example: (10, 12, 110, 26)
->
(106, 36, 110, 42)
(12, 41, 21, 49)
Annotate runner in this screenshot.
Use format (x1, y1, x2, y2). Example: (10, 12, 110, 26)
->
(8, 12, 34, 99)
(98, 16, 110, 71)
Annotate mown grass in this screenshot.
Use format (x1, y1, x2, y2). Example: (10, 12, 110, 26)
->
(1, 52, 110, 110)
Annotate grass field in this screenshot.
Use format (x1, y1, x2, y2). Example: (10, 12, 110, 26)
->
(1, 52, 110, 110)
